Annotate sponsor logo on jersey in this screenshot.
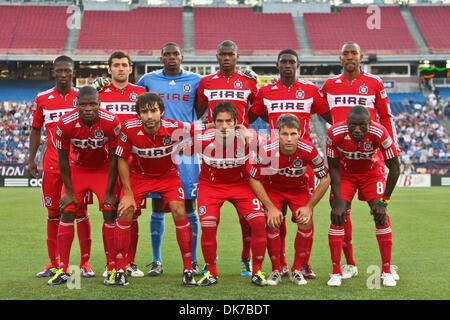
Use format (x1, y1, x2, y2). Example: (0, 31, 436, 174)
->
(131, 143, 181, 158)
(203, 89, 251, 102)
(71, 137, 108, 149)
(263, 98, 313, 114)
(157, 92, 190, 102)
(269, 166, 306, 177)
(338, 148, 378, 160)
(43, 108, 74, 124)
(101, 102, 136, 114)
(326, 94, 375, 109)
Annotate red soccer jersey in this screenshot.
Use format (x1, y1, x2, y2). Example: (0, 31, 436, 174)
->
(321, 71, 397, 143)
(31, 87, 78, 172)
(116, 118, 203, 178)
(99, 83, 146, 124)
(197, 70, 258, 127)
(250, 79, 329, 141)
(195, 129, 258, 184)
(250, 137, 328, 189)
(55, 109, 121, 170)
(326, 120, 399, 174)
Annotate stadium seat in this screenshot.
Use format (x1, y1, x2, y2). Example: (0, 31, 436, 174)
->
(304, 6, 419, 56)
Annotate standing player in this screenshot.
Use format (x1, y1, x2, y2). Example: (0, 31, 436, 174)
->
(98, 51, 147, 278)
(326, 106, 401, 287)
(29, 56, 94, 278)
(321, 41, 398, 279)
(249, 114, 330, 286)
(196, 40, 259, 276)
(115, 92, 209, 287)
(48, 86, 123, 286)
(250, 49, 331, 279)
(136, 43, 202, 276)
(195, 102, 268, 287)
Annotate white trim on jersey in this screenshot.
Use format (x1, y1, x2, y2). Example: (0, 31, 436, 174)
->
(368, 126, 384, 138)
(62, 112, 79, 124)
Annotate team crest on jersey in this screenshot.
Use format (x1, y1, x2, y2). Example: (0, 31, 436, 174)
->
(359, 85, 368, 94)
(234, 80, 243, 89)
(56, 126, 62, 137)
(293, 159, 303, 167)
(45, 197, 52, 207)
(235, 149, 244, 157)
(199, 206, 206, 216)
(183, 84, 191, 92)
(129, 92, 138, 101)
(94, 130, 104, 139)
(73, 99, 77, 107)
(296, 90, 305, 99)
(364, 141, 373, 151)
(163, 136, 172, 145)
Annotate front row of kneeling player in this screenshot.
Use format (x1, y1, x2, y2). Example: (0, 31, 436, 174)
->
(46, 88, 401, 287)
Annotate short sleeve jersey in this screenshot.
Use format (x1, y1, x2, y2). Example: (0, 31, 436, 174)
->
(31, 87, 78, 172)
(55, 109, 121, 170)
(116, 118, 203, 178)
(99, 83, 146, 124)
(251, 79, 329, 141)
(197, 70, 258, 128)
(195, 129, 258, 184)
(250, 137, 328, 189)
(326, 121, 399, 174)
(321, 71, 397, 144)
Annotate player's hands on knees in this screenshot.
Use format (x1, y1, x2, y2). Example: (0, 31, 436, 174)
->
(371, 203, 388, 226)
(91, 77, 111, 91)
(102, 192, 118, 211)
(235, 124, 253, 146)
(118, 194, 136, 218)
(28, 160, 39, 179)
(60, 192, 78, 211)
(266, 208, 284, 230)
(295, 206, 312, 225)
(330, 199, 347, 226)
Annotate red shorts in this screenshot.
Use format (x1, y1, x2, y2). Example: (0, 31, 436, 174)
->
(197, 181, 264, 221)
(331, 169, 386, 203)
(264, 183, 312, 223)
(124, 169, 184, 213)
(41, 171, 63, 210)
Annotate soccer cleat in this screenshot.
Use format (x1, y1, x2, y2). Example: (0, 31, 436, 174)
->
(182, 270, 197, 287)
(267, 270, 282, 286)
(37, 264, 58, 278)
(300, 264, 317, 279)
(240, 258, 252, 277)
(198, 271, 218, 287)
(47, 269, 70, 286)
(342, 264, 358, 279)
(290, 270, 307, 285)
(192, 262, 201, 276)
(80, 262, 95, 278)
(104, 269, 129, 286)
(126, 263, 144, 278)
(381, 272, 397, 287)
(281, 265, 290, 278)
(147, 261, 163, 277)
(327, 273, 343, 287)
(391, 265, 400, 281)
(251, 270, 268, 287)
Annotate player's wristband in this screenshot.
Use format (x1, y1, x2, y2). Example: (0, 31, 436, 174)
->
(378, 197, 390, 207)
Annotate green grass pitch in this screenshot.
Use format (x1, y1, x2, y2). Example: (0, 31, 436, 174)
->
(0, 187, 449, 301)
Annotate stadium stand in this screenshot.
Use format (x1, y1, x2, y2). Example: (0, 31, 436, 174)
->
(194, 7, 299, 56)
(0, 5, 68, 55)
(76, 7, 183, 56)
(304, 6, 419, 56)
(410, 6, 450, 54)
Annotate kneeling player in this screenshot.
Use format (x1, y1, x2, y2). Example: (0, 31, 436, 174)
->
(115, 92, 208, 287)
(249, 114, 330, 286)
(195, 101, 268, 287)
(326, 105, 401, 287)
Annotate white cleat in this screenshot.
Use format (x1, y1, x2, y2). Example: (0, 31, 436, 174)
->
(390, 265, 400, 281)
(127, 263, 145, 278)
(290, 270, 307, 285)
(267, 270, 282, 286)
(381, 272, 397, 287)
(342, 264, 358, 279)
(327, 273, 343, 287)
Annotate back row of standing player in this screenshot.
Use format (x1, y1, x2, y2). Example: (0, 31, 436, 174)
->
(30, 40, 400, 287)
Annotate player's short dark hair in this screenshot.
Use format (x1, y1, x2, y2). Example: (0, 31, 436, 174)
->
(212, 101, 238, 123)
(277, 49, 299, 63)
(53, 55, 74, 69)
(108, 51, 132, 67)
(276, 113, 301, 132)
(161, 42, 182, 55)
(135, 92, 165, 115)
(217, 40, 238, 53)
(77, 85, 99, 100)
(341, 41, 361, 53)
(347, 105, 370, 121)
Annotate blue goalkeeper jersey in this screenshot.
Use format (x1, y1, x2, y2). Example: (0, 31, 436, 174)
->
(137, 69, 202, 122)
